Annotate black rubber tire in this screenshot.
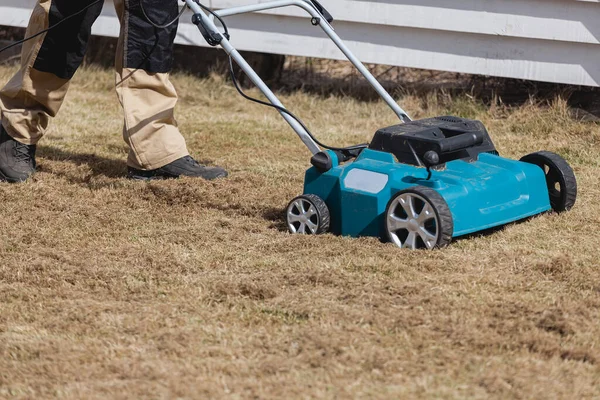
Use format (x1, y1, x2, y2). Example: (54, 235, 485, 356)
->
(384, 186, 453, 250)
(520, 151, 577, 212)
(286, 194, 330, 234)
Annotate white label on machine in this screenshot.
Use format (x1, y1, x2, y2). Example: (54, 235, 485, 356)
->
(343, 169, 389, 194)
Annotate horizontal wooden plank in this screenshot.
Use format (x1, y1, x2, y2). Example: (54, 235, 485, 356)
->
(215, 0, 600, 45)
(1, 0, 598, 86)
(174, 13, 600, 86)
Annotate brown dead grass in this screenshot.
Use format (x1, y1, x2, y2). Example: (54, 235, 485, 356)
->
(1, 64, 600, 399)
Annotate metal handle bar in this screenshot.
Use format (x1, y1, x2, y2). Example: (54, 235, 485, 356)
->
(185, 0, 411, 155)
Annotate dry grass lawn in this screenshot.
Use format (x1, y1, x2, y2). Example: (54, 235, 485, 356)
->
(1, 64, 600, 399)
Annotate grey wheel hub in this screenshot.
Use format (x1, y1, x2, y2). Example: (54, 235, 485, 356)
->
(386, 193, 439, 249)
(287, 198, 319, 234)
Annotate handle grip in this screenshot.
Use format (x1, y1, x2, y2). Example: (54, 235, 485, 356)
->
(309, 0, 334, 23)
(438, 132, 484, 153)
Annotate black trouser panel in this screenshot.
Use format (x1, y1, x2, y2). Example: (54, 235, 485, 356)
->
(32, 0, 179, 78)
(124, 0, 179, 73)
(33, 0, 104, 79)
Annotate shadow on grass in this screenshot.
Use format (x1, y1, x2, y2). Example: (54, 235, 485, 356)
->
(449, 213, 546, 246)
(262, 207, 287, 231)
(37, 145, 127, 181)
(263, 211, 545, 246)
(37, 145, 292, 228)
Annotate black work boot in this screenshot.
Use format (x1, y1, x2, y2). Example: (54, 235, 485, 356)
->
(0, 124, 37, 183)
(127, 155, 228, 181)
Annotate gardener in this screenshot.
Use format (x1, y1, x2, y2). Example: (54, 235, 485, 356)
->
(0, 0, 227, 183)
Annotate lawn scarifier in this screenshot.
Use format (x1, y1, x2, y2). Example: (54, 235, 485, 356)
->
(189, 0, 577, 250)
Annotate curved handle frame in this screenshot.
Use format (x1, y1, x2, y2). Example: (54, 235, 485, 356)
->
(184, 0, 411, 155)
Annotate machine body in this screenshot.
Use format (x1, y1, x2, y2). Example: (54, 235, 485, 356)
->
(184, 0, 577, 249)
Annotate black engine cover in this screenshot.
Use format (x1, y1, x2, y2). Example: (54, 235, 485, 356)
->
(369, 116, 497, 166)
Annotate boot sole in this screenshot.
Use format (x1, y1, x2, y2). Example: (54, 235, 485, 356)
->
(127, 173, 228, 181)
(127, 169, 228, 181)
(0, 169, 33, 183)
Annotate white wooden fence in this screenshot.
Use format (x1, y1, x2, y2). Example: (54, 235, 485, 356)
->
(1, 0, 598, 86)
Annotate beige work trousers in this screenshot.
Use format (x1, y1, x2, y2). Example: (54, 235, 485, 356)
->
(0, 0, 189, 170)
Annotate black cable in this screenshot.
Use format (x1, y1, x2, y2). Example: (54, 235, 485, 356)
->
(0, 0, 104, 55)
(194, 0, 369, 153)
(140, 0, 188, 29)
(119, 0, 186, 84)
(190, 1, 363, 152)
(228, 57, 366, 152)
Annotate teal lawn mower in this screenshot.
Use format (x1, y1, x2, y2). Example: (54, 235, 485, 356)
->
(182, 0, 577, 249)
(293, 119, 577, 249)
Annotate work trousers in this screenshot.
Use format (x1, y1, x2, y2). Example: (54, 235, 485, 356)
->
(0, 0, 189, 169)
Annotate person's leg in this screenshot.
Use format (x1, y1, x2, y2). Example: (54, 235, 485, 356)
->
(113, 0, 187, 170)
(113, 0, 227, 180)
(0, 0, 104, 182)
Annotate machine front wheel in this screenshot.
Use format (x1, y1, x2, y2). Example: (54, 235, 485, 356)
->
(385, 186, 453, 250)
(520, 151, 577, 212)
(286, 194, 330, 235)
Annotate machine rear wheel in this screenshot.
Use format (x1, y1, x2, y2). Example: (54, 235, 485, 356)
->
(385, 186, 453, 250)
(286, 194, 330, 234)
(520, 151, 577, 212)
